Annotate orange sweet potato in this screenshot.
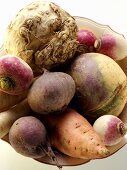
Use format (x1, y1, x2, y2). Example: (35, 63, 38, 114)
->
(44, 108, 110, 160)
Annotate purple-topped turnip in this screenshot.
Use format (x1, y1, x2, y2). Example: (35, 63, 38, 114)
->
(94, 33, 127, 60)
(0, 55, 33, 95)
(78, 29, 97, 49)
(93, 115, 127, 146)
(77, 29, 97, 54)
(68, 53, 127, 121)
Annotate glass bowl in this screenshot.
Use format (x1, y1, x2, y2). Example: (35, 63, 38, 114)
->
(1, 16, 127, 167)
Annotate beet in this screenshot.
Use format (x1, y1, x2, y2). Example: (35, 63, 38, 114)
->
(27, 71, 75, 114)
(9, 116, 62, 169)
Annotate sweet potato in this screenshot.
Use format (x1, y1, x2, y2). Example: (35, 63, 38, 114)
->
(44, 108, 110, 160)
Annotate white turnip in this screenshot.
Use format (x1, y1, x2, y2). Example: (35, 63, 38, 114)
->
(0, 55, 33, 95)
(94, 33, 127, 60)
(93, 115, 127, 146)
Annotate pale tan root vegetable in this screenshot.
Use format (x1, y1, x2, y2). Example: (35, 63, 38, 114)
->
(0, 99, 32, 138)
(44, 108, 110, 160)
(4, 0, 78, 74)
(0, 90, 28, 112)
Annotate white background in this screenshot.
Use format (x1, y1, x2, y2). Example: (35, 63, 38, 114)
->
(0, 0, 127, 170)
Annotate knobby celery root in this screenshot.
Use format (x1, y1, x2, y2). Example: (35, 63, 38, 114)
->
(4, 0, 78, 74)
(0, 99, 32, 138)
(44, 108, 110, 160)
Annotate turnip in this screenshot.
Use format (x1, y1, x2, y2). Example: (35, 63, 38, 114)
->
(0, 55, 33, 95)
(77, 29, 97, 54)
(77, 29, 97, 50)
(68, 53, 127, 121)
(94, 33, 127, 60)
(93, 115, 127, 146)
(9, 116, 62, 169)
(28, 71, 75, 114)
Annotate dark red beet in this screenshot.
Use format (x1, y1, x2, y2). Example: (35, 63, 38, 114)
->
(9, 116, 62, 169)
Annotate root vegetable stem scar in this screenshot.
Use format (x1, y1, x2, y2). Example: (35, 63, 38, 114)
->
(117, 122, 126, 136)
(0, 76, 16, 90)
(94, 39, 101, 49)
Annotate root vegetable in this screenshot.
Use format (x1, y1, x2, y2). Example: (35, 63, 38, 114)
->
(0, 99, 31, 138)
(0, 90, 28, 112)
(28, 71, 75, 114)
(4, 0, 78, 74)
(44, 108, 110, 160)
(94, 33, 127, 60)
(0, 55, 33, 95)
(75, 16, 127, 61)
(93, 115, 127, 146)
(68, 53, 127, 121)
(77, 29, 97, 53)
(9, 116, 62, 169)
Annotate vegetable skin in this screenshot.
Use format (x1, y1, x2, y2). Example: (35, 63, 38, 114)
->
(0, 90, 28, 112)
(4, 0, 78, 74)
(28, 71, 75, 114)
(0, 99, 31, 138)
(68, 53, 127, 120)
(44, 108, 110, 160)
(0, 55, 33, 95)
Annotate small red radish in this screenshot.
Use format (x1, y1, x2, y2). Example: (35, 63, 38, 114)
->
(0, 55, 33, 95)
(93, 115, 127, 146)
(94, 33, 127, 60)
